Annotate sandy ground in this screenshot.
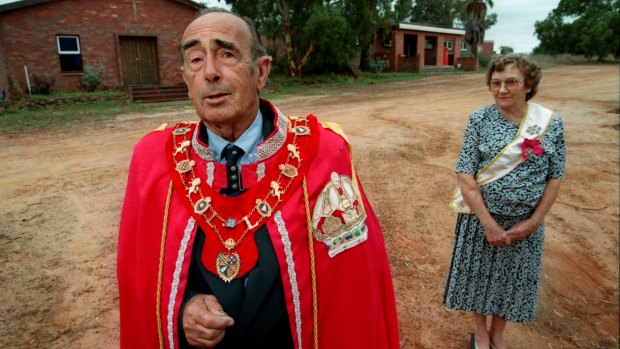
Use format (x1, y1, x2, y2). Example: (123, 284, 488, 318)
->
(0, 64, 618, 349)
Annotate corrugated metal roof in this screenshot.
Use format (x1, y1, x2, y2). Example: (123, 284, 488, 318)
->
(398, 22, 466, 36)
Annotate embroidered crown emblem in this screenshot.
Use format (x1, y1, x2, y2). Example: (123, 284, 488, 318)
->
(312, 172, 368, 257)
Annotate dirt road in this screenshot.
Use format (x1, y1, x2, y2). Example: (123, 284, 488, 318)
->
(1, 64, 618, 348)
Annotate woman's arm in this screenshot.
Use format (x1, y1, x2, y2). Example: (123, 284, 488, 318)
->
(505, 179, 561, 241)
(458, 173, 511, 246)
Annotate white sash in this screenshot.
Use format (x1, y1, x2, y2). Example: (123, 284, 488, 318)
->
(449, 102, 554, 214)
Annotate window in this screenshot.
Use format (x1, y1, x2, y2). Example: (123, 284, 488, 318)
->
(444, 40, 454, 50)
(57, 35, 83, 72)
(383, 31, 392, 47)
(461, 41, 468, 51)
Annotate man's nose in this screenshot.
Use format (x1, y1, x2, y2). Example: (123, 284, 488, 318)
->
(203, 56, 221, 82)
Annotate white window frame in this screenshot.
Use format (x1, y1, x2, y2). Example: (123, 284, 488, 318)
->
(444, 40, 454, 50)
(57, 35, 81, 54)
(461, 41, 468, 51)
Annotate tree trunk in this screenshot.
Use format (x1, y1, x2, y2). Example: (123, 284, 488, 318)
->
(283, 28, 298, 77)
(296, 41, 316, 78)
(359, 44, 371, 71)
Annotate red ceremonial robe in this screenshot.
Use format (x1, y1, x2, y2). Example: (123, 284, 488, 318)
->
(117, 100, 400, 349)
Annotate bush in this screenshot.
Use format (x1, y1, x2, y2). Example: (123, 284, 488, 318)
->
(80, 64, 105, 92)
(8, 75, 24, 101)
(369, 59, 389, 73)
(31, 73, 56, 94)
(478, 53, 491, 68)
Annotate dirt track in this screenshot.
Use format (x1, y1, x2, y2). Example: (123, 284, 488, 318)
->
(0, 64, 618, 348)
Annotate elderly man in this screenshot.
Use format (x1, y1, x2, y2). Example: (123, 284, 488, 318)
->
(117, 8, 399, 349)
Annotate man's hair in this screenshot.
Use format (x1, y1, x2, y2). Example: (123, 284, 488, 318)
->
(485, 54, 542, 101)
(180, 7, 267, 72)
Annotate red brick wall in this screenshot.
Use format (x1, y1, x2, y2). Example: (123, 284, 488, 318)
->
(0, 0, 200, 93)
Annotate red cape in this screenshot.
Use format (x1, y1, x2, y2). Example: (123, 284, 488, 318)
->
(117, 102, 400, 349)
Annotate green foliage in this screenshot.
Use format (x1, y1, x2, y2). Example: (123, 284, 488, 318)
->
(499, 46, 514, 54)
(411, 0, 455, 26)
(534, 0, 619, 60)
(31, 73, 56, 94)
(303, 5, 357, 74)
(8, 75, 24, 101)
(80, 64, 106, 92)
(478, 52, 490, 68)
(369, 59, 389, 73)
(453, 0, 496, 28)
(460, 0, 496, 56)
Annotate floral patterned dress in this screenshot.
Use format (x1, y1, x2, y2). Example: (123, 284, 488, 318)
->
(443, 103, 566, 323)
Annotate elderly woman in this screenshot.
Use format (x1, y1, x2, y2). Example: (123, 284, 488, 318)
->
(444, 54, 566, 349)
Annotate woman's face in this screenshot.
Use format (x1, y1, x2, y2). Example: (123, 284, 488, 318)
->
(489, 63, 531, 111)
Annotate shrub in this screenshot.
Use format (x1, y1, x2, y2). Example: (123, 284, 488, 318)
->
(31, 73, 56, 94)
(369, 59, 389, 73)
(478, 53, 491, 68)
(80, 64, 105, 92)
(8, 75, 24, 101)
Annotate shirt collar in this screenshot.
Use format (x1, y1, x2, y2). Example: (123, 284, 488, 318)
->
(206, 109, 263, 164)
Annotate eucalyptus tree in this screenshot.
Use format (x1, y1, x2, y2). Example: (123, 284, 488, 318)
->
(411, 0, 455, 26)
(534, 0, 619, 60)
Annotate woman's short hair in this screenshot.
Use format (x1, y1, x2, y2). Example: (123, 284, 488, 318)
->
(486, 54, 542, 101)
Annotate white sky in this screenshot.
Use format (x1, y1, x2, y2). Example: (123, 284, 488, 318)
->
(485, 0, 561, 53)
(0, 0, 559, 53)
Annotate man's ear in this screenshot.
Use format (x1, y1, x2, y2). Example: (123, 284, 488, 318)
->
(181, 65, 192, 98)
(256, 56, 272, 92)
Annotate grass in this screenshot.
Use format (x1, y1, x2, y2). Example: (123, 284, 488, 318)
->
(263, 71, 425, 98)
(0, 98, 193, 134)
(0, 71, 427, 134)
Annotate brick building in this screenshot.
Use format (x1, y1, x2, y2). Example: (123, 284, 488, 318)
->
(372, 22, 493, 73)
(0, 0, 204, 98)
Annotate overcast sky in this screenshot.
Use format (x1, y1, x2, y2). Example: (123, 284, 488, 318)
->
(482, 0, 560, 53)
(1, 0, 559, 53)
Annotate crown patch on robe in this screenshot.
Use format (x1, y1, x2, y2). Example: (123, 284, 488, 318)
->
(312, 172, 368, 257)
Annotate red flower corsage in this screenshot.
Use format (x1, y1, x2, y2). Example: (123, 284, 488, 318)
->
(521, 138, 544, 160)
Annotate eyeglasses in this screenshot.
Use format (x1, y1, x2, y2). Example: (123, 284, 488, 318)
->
(489, 77, 522, 92)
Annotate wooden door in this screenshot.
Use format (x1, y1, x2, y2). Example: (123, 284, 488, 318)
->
(119, 36, 159, 85)
(424, 36, 437, 66)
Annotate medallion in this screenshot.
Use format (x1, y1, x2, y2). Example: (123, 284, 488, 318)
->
(176, 159, 195, 173)
(279, 164, 298, 178)
(224, 238, 236, 250)
(225, 218, 236, 228)
(194, 198, 210, 214)
(256, 200, 272, 217)
(293, 125, 310, 136)
(216, 251, 240, 283)
(173, 127, 190, 135)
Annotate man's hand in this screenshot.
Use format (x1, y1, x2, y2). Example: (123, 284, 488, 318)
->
(182, 294, 234, 349)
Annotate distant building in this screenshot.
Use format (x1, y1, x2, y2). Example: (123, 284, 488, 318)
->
(0, 0, 204, 98)
(371, 22, 494, 73)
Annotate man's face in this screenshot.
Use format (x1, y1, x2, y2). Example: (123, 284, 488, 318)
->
(180, 12, 269, 133)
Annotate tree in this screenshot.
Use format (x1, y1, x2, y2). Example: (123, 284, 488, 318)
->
(340, 0, 396, 72)
(411, 0, 455, 26)
(303, 5, 358, 74)
(499, 46, 514, 54)
(534, 0, 619, 60)
(458, 0, 494, 57)
(227, 0, 321, 77)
